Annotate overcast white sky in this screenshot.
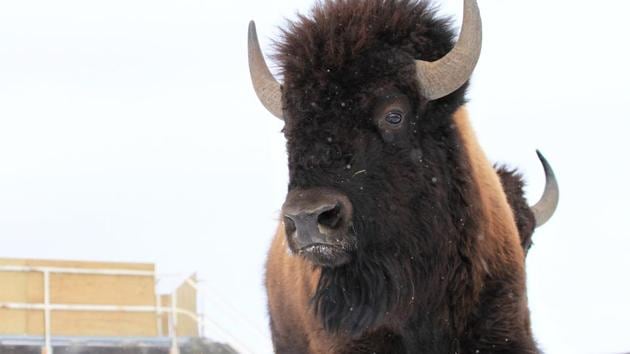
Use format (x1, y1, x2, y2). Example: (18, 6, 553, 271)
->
(0, 0, 629, 353)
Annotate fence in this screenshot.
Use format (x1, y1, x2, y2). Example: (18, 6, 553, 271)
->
(0, 264, 199, 354)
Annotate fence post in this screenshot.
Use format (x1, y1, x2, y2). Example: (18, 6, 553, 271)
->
(156, 275, 163, 336)
(169, 341, 180, 354)
(42, 270, 53, 354)
(169, 291, 179, 354)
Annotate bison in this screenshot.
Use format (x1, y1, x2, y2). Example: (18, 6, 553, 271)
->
(247, 0, 559, 352)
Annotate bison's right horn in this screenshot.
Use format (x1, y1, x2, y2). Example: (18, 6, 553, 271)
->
(531, 150, 559, 227)
(248, 21, 284, 120)
(415, 0, 482, 100)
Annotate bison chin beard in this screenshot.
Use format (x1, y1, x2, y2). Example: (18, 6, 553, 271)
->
(310, 247, 422, 336)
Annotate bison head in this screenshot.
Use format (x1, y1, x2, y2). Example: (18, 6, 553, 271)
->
(250, 0, 481, 269)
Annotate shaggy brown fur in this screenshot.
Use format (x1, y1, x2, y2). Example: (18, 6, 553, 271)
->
(263, 0, 539, 353)
(496, 166, 537, 254)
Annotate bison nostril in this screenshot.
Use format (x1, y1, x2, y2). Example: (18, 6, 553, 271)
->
(284, 216, 297, 236)
(317, 204, 342, 229)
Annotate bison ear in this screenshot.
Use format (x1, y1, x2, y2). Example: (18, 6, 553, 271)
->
(531, 150, 559, 227)
(248, 21, 284, 120)
(415, 0, 482, 100)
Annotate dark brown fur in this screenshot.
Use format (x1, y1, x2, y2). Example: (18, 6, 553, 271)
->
(496, 166, 537, 254)
(263, 1, 539, 353)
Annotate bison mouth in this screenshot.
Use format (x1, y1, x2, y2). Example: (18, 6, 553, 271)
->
(297, 242, 352, 267)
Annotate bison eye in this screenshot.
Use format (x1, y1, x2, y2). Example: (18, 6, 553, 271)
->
(385, 110, 403, 125)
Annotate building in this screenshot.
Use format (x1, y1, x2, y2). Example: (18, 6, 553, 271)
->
(0, 258, 236, 354)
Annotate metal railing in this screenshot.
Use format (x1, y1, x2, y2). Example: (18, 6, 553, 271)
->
(0, 264, 199, 354)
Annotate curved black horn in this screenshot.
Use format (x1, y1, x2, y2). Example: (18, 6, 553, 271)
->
(531, 150, 559, 227)
(415, 0, 482, 100)
(248, 21, 283, 119)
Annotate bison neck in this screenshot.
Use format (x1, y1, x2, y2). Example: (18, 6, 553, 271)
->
(266, 230, 537, 353)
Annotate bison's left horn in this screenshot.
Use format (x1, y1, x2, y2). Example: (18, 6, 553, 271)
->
(531, 150, 559, 228)
(248, 21, 284, 120)
(415, 0, 482, 100)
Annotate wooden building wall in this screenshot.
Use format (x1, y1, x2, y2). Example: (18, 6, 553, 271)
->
(0, 258, 197, 338)
(158, 274, 198, 337)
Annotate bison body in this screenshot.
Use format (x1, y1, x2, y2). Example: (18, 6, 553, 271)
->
(496, 166, 537, 254)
